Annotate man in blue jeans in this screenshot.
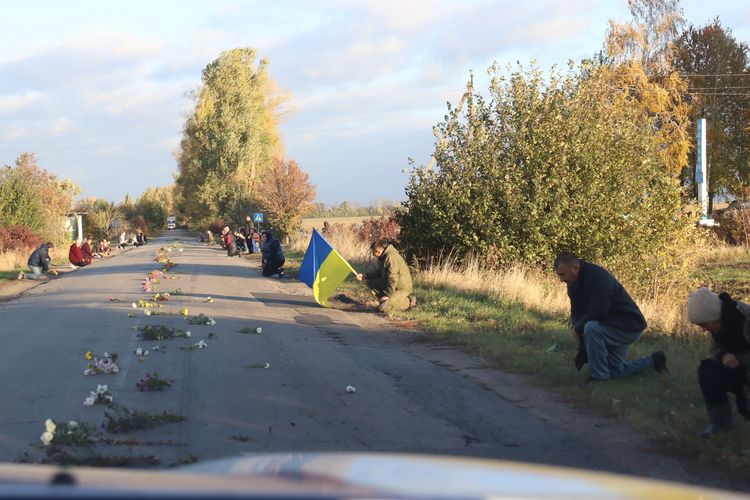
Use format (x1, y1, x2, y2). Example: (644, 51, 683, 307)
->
(553, 252, 667, 382)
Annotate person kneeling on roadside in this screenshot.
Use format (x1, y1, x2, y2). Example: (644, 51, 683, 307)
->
(356, 239, 416, 313)
(553, 252, 666, 382)
(69, 240, 88, 268)
(81, 235, 96, 263)
(261, 230, 285, 278)
(687, 287, 750, 437)
(18, 242, 55, 280)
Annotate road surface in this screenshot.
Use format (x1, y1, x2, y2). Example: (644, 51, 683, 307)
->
(0, 231, 743, 490)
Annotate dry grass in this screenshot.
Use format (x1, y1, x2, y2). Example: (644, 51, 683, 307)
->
(290, 225, 371, 263)
(419, 255, 692, 335)
(701, 244, 750, 265)
(0, 247, 67, 272)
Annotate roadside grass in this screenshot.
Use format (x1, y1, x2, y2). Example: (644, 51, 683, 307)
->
(281, 240, 750, 474)
(0, 248, 68, 282)
(392, 285, 750, 473)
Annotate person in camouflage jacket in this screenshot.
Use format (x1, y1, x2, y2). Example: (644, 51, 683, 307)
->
(357, 239, 416, 313)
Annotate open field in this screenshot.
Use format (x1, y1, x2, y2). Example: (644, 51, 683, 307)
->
(300, 216, 369, 232)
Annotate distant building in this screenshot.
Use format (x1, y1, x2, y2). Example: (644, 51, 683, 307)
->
(64, 212, 85, 244)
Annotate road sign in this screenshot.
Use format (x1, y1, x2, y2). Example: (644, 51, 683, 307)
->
(253, 213, 264, 223)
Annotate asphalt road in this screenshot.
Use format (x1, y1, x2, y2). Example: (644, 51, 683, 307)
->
(0, 231, 742, 490)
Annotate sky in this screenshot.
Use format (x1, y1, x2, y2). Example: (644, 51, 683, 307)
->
(0, 1, 748, 205)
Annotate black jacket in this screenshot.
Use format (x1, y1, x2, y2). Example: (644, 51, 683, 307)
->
(261, 232, 284, 262)
(567, 261, 647, 334)
(28, 244, 50, 272)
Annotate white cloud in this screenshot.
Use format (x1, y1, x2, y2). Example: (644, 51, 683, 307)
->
(0, 91, 42, 114)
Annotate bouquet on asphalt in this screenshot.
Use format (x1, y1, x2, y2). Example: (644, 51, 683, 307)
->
(102, 406, 185, 433)
(180, 340, 207, 351)
(40, 419, 94, 447)
(136, 372, 173, 391)
(138, 325, 191, 341)
(83, 384, 113, 406)
(187, 313, 216, 326)
(83, 352, 120, 375)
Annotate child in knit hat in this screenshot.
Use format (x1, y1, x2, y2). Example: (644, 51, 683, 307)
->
(687, 287, 750, 437)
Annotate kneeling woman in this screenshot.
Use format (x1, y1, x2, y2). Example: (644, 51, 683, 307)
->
(260, 230, 285, 278)
(688, 287, 750, 437)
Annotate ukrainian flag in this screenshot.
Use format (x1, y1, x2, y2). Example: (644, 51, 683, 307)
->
(298, 229, 357, 307)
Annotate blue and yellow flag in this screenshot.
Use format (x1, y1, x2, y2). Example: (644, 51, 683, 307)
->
(298, 229, 357, 307)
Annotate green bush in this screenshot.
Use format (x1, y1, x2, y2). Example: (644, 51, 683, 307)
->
(397, 63, 702, 298)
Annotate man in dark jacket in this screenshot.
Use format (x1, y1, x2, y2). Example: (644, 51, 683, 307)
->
(687, 287, 750, 437)
(356, 239, 416, 313)
(553, 252, 666, 381)
(261, 230, 285, 277)
(18, 242, 55, 280)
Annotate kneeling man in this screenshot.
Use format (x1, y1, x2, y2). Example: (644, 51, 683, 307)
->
(356, 239, 416, 313)
(554, 252, 666, 381)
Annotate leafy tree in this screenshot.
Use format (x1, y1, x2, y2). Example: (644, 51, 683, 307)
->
(0, 153, 78, 245)
(397, 62, 702, 296)
(259, 158, 316, 239)
(673, 18, 750, 204)
(76, 198, 121, 239)
(603, 0, 692, 176)
(134, 186, 174, 230)
(174, 48, 283, 227)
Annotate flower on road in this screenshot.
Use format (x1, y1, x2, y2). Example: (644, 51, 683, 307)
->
(180, 340, 207, 351)
(187, 314, 215, 326)
(83, 384, 113, 406)
(40, 431, 54, 446)
(346, 386, 356, 393)
(84, 354, 120, 375)
(136, 372, 173, 392)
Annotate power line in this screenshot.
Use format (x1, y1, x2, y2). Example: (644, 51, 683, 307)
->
(679, 73, 750, 77)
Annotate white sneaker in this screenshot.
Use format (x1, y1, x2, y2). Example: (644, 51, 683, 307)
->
(17, 272, 25, 280)
(69, 263, 77, 269)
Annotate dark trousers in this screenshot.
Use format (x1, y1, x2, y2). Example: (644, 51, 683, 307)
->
(227, 242, 239, 257)
(262, 258, 285, 277)
(698, 358, 749, 416)
(72, 261, 87, 267)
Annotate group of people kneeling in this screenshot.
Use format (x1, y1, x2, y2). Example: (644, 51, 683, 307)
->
(552, 252, 750, 437)
(205, 215, 287, 279)
(17, 235, 115, 280)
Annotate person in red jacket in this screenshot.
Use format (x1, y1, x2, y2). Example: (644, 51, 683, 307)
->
(81, 236, 95, 265)
(69, 240, 88, 267)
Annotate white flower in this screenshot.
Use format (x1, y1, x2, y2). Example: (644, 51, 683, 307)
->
(346, 385, 356, 393)
(135, 348, 143, 356)
(83, 369, 91, 375)
(255, 327, 262, 334)
(103, 352, 109, 359)
(97, 385, 108, 393)
(83, 395, 95, 406)
(185, 331, 191, 338)
(144, 309, 152, 316)
(144, 350, 150, 356)
(264, 363, 270, 369)
(208, 319, 216, 326)
(45, 419, 56, 433)
(131, 302, 137, 308)
(68, 421, 78, 428)
(40, 431, 54, 446)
